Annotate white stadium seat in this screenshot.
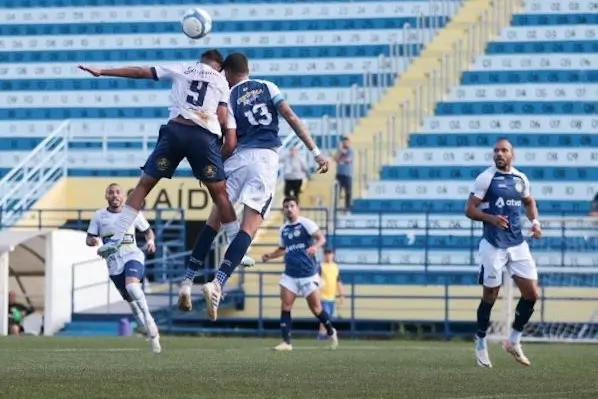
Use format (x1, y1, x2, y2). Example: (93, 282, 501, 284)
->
(448, 84, 598, 102)
(0, 2, 453, 25)
(421, 116, 598, 134)
(499, 26, 598, 42)
(1, 88, 357, 108)
(0, 118, 327, 139)
(393, 147, 598, 167)
(471, 54, 597, 71)
(365, 181, 596, 201)
(0, 29, 416, 52)
(519, 0, 597, 14)
(0, 57, 396, 80)
(334, 249, 598, 268)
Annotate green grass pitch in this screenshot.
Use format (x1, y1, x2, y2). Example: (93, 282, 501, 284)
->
(1, 337, 598, 398)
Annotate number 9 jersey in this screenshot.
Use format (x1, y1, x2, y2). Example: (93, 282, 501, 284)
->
(227, 79, 283, 149)
(151, 62, 229, 137)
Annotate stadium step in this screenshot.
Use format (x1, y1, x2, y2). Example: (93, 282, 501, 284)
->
(347, 0, 519, 198)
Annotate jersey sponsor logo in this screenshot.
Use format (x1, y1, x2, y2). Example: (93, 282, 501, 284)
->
(495, 197, 521, 208)
(237, 88, 264, 106)
(285, 242, 307, 253)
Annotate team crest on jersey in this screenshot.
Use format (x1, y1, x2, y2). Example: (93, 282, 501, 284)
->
(157, 158, 170, 171)
(236, 89, 263, 106)
(203, 165, 217, 178)
(514, 181, 523, 193)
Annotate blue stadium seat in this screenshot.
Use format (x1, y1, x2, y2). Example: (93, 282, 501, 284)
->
(379, 166, 597, 181)
(511, 13, 598, 26)
(351, 199, 590, 215)
(0, 45, 419, 63)
(461, 70, 598, 84)
(486, 40, 598, 54)
(435, 101, 598, 115)
(8, 0, 431, 6)
(407, 134, 598, 148)
(0, 17, 441, 36)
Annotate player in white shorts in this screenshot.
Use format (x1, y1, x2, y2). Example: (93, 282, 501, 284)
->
(86, 183, 161, 353)
(261, 196, 338, 350)
(177, 52, 329, 321)
(465, 139, 542, 368)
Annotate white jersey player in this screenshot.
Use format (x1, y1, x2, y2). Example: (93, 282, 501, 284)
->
(465, 139, 542, 368)
(185, 52, 330, 322)
(86, 183, 161, 354)
(78, 50, 240, 275)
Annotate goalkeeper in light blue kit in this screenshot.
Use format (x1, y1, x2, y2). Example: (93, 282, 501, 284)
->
(465, 139, 542, 368)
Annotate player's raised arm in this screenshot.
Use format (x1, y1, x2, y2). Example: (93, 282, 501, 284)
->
(268, 83, 328, 174)
(78, 65, 156, 79)
(465, 171, 509, 229)
(222, 96, 237, 159)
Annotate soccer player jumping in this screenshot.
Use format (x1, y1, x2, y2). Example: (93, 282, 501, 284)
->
(78, 50, 242, 267)
(465, 139, 542, 368)
(179, 52, 329, 321)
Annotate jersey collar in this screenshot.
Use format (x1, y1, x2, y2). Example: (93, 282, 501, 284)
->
(230, 78, 250, 90)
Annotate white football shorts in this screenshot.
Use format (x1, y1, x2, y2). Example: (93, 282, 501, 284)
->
(477, 238, 538, 288)
(106, 249, 145, 276)
(224, 148, 279, 219)
(279, 273, 321, 297)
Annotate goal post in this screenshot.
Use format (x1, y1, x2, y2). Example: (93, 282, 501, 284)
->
(487, 217, 598, 343)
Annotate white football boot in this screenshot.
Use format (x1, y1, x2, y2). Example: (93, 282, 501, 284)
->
(202, 280, 222, 321)
(146, 320, 162, 354)
(178, 279, 193, 312)
(274, 342, 293, 351)
(241, 255, 255, 267)
(97, 238, 122, 258)
(475, 336, 492, 368)
(329, 328, 339, 350)
(503, 341, 531, 366)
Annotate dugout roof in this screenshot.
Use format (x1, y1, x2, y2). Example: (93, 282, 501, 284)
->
(0, 230, 52, 275)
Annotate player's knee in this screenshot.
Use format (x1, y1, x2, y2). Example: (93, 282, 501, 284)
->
(482, 287, 500, 303)
(125, 276, 140, 286)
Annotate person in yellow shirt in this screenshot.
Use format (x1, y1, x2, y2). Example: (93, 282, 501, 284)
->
(318, 248, 345, 339)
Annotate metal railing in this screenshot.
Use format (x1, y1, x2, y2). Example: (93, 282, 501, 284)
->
(354, 0, 520, 198)
(0, 120, 70, 229)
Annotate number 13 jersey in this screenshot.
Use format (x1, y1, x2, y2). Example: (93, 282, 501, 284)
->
(151, 62, 229, 137)
(227, 79, 283, 149)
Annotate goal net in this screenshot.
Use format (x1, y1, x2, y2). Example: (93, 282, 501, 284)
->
(487, 217, 598, 343)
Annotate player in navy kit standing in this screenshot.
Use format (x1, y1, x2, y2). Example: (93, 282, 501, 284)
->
(193, 52, 329, 321)
(261, 196, 338, 351)
(465, 139, 542, 368)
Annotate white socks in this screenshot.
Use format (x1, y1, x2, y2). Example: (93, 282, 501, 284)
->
(128, 301, 146, 332)
(509, 329, 523, 344)
(222, 220, 240, 244)
(112, 205, 139, 241)
(126, 282, 156, 336)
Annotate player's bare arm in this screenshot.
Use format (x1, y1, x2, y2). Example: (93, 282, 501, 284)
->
(307, 230, 326, 256)
(465, 195, 509, 229)
(277, 102, 329, 174)
(85, 234, 100, 247)
(522, 195, 542, 238)
(144, 228, 156, 254)
(262, 247, 285, 262)
(78, 65, 155, 79)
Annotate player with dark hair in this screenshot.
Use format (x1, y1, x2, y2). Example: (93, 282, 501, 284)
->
(261, 196, 338, 350)
(465, 138, 542, 368)
(178, 52, 329, 321)
(78, 50, 243, 275)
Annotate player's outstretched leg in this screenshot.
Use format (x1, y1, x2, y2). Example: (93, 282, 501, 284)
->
(503, 276, 538, 366)
(98, 174, 160, 259)
(124, 261, 161, 354)
(128, 301, 148, 338)
(306, 288, 338, 350)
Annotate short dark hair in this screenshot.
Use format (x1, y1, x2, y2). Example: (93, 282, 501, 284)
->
(282, 196, 299, 206)
(200, 49, 224, 65)
(324, 248, 334, 254)
(223, 52, 249, 75)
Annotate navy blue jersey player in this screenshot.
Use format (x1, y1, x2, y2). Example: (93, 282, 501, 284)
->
(465, 139, 542, 368)
(261, 197, 338, 350)
(179, 52, 330, 322)
(78, 50, 239, 265)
